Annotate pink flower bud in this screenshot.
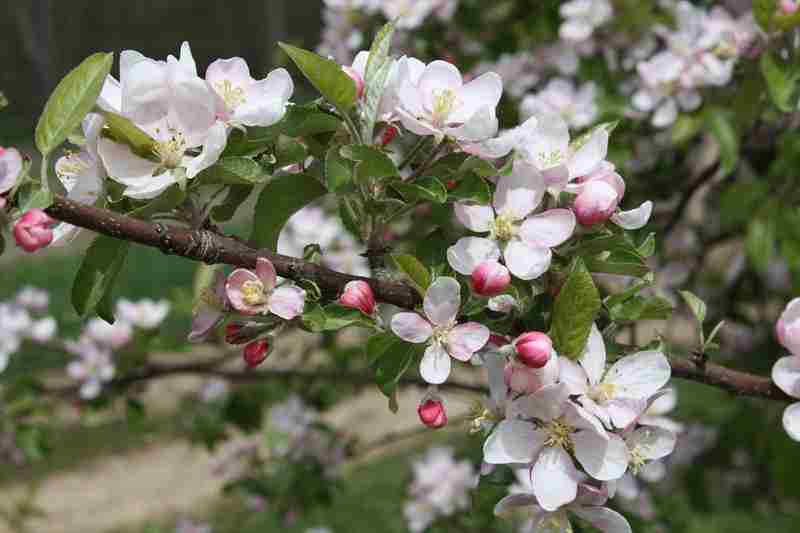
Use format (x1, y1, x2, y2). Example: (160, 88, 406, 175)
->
(471, 260, 511, 297)
(339, 280, 376, 315)
(14, 209, 56, 253)
(380, 125, 399, 146)
(781, 0, 799, 14)
(573, 180, 620, 227)
(342, 66, 365, 99)
(777, 298, 800, 356)
(243, 339, 270, 368)
(515, 332, 553, 369)
(225, 323, 249, 345)
(417, 398, 447, 429)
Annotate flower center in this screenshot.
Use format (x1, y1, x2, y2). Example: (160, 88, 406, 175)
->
(431, 324, 454, 345)
(153, 128, 187, 169)
(540, 514, 570, 533)
(432, 88, 458, 125)
(493, 215, 517, 242)
(536, 148, 564, 170)
(215, 79, 247, 109)
(543, 417, 575, 452)
(57, 152, 91, 177)
(588, 382, 617, 403)
(241, 280, 266, 306)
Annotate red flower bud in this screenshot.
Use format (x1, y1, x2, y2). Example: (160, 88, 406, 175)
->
(243, 339, 270, 368)
(471, 260, 511, 297)
(515, 332, 553, 369)
(339, 280, 376, 315)
(342, 66, 365, 99)
(573, 181, 619, 227)
(14, 209, 56, 253)
(225, 323, 248, 345)
(380, 125, 399, 147)
(418, 398, 447, 429)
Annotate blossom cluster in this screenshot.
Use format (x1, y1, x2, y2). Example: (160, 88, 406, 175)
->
(0, 286, 57, 372)
(772, 299, 800, 441)
(403, 446, 477, 533)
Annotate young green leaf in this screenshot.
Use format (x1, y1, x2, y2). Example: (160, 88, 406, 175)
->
(212, 185, 253, 222)
(391, 177, 448, 204)
(448, 173, 491, 204)
(340, 144, 399, 181)
(72, 235, 130, 322)
(279, 43, 357, 112)
(325, 145, 354, 192)
(250, 173, 328, 250)
(679, 290, 707, 324)
(101, 110, 156, 158)
(362, 21, 396, 142)
(746, 216, 776, 274)
(36, 52, 114, 156)
(195, 157, 266, 186)
(391, 254, 432, 295)
(761, 51, 798, 112)
(705, 109, 739, 174)
(550, 258, 602, 359)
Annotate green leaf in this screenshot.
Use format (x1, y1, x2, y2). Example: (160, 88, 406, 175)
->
(746, 216, 776, 274)
(18, 188, 53, 212)
(705, 110, 739, 174)
(250, 173, 328, 250)
(604, 277, 652, 310)
(636, 233, 656, 258)
(195, 157, 266, 186)
(340, 144, 399, 181)
(391, 254, 432, 295)
(391, 177, 447, 204)
(212, 185, 252, 222)
(459, 155, 501, 178)
(550, 258, 602, 359)
(584, 251, 650, 277)
(671, 113, 704, 145)
(679, 290, 707, 324)
(367, 333, 421, 397)
(338, 193, 368, 241)
(754, 0, 777, 31)
(273, 135, 309, 168)
(279, 43, 357, 111)
(448, 173, 491, 204)
(325, 146, 354, 193)
(362, 21, 396, 142)
(101, 111, 156, 158)
(761, 51, 797, 112)
(719, 182, 770, 229)
(36, 52, 114, 156)
(72, 235, 129, 321)
(303, 303, 372, 332)
(609, 295, 673, 322)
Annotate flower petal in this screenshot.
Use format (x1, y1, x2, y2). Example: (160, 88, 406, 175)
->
(225, 269, 264, 315)
(454, 202, 495, 233)
(391, 313, 433, 343)
(626, 426, 676, 461)
(424, 277, 461, 326)
(574, 431, 628, 481)
(420, 343, 452, 384)
(184, 121, 228, 179)
(255, 258, 277, 292)
(784, 402, 800, 442)
(571, 506, 632, 533)
(453, 72, 503, 124)
(772, 356, 800, 398)
(558, 357, 590, 396)
(611, 201, 653, 230)
(503, 241, 552, 281)
(604, 350, 671, 399)
(237, 68, 294, 127)
(519, 209, 576, 249)
(268, 285, 306, 320)
(579, 323, 607, 386)
(447, 322, 490, 361)
(511, 383, 568, 421)
(483, 420, 544, 464)
(494, 493, 539, 517)
(97, 138, 159, 187)
(532, 446, 581, 511)
(493, 161, 545, 220)
(568, 127, 609, 179)
(447, 237, 501, 275)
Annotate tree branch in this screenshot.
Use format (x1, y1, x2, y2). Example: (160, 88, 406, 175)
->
(43, 195, 793, 403)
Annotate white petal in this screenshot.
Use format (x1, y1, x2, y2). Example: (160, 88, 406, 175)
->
(532, 447, 580, 511)
(206, 57, 252, 87)
(97, 139, 159, 186)
(419, 60, 463, 102)
(559, 357, 590, 396)
(494, 494, 538, 516)
(579, 324, 607, 386)
(611, 201, 653, 230)
(568, 127, 609, 179)
(606, 398, 648, 429)
(783, 403, 800, 442)
(574, 431, 628, 481)
(626, 426, 676, 461)
(511, 383, 568, 421)
(268, 285, 306, 320)
(520, 113, 569, 170)
(773, 356, 800, 397)
(519, 209, 576, 249)
(453, 72, 503, 124)
(448, 106, 499, 142)
(424, 277, 461, 326)
(236, 68, 294, 127)
(420, 343, 452, 384)
(571, 506, 632, 533)
(454, 202, 495, 233)
(652, 98, 678, 128)
(447, 322, 490, 361)
(604, 350, 671, 400)
(184, 121, 228, 179)
(122, 171, 178, 200)
(504, 241, 552, 281)
(447, 237, 501, 275)
(493, 161, 545, 220)
(483, 420, 544, 464)
(390, 313, 433, 343)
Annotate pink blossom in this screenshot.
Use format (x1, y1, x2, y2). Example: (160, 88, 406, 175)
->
(14, 209, 56, 253)
(226, 258, 306, 319)
(776, 298, 800, 356)
(470, 260, 511, 297)
(418, 398, 448, 429)
(339, 280, 376, 315)
(514, 332, 553, 369)
(243, 339, 270, 368)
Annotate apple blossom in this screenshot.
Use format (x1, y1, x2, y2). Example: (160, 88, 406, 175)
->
(83, 318, 134, 350)
(782, 0, 800, 15)
(521, 78, 599, 130)
(396, 60, 502, 143)
(515, 332, 553, 369)
(115, 298, 170, 330)
(776, 298, 800, 356)
(391, 277, 489, 384)
(447, 161, 576, 280)
(558, 324, 671, 429)
(225, 257, 306, 319)
(418, 398, 448, 429)
(14, 209, 56, 253)
(243, 339, 270, 368)
(15, 286, 49, 312)
(470, 260, 511, 297)
(488, 294, 518, 314)
(66, 341, 116, 400)
(0, 146, 23, 195)
(559, 0, 613, 42)
(189, 271, 230, 343)
(339, 280, 377, 315)
(381, 0, 453, 29)
(206, 58, 294, 127)
(349, 51, 425, 123)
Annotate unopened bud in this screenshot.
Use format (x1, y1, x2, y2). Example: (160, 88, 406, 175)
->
(380, 125, 399, 146)
(417, 398, 447, 429)
(781, 0, 799, 14)
(339, 280, 376, 315)
(342, 66, 365, 99)
(515, 331, 553, 369)
(225, 323, 248, 345)
(243, 339, 270, 368)
(573, 180, 620, 227)
(471, 260, 511, 297)
(14, 209, 56, 253)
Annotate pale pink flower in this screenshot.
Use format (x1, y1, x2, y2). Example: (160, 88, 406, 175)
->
(0, 147, 23, 195)
(14, 209, 56, 253)
(225, 258, 306, 319)
(776, 297, 800, 356)
(115, 298, 170, 329)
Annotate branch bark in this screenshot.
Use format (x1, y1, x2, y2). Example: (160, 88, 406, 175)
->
(44, 195, 793, 403)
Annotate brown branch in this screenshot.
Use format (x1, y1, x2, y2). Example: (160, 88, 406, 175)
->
(43, 195, 794, 403)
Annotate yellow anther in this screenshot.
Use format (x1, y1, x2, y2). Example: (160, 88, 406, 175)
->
(241, 280, 266, 306)
(215, 79, 247, 109)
